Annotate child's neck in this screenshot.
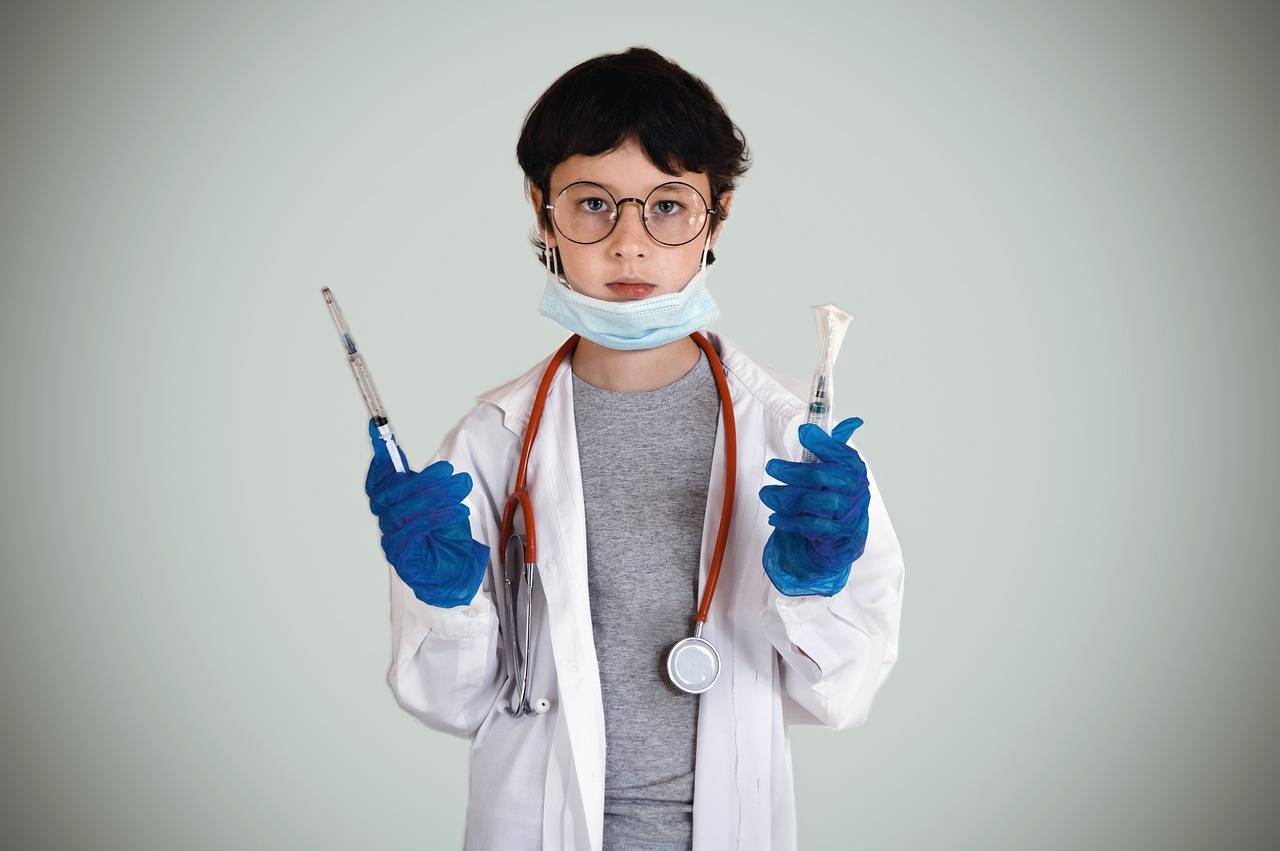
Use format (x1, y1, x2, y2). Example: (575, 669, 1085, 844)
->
(570, 335, 701, 392)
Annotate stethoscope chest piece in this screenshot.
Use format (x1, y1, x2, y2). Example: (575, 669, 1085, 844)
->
(666, 634, 720, 694)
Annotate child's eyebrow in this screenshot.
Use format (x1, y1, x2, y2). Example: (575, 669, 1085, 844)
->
(561, 177, 622, 194)
(563, 178, 688, 197)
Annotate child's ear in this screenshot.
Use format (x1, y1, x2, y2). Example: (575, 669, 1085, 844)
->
(530, 185, 556, 247)
(529, 184, 543, 220)
(711, 190, 734, 246)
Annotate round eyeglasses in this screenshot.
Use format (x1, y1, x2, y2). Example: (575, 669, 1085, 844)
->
(544, 180, 718, 247)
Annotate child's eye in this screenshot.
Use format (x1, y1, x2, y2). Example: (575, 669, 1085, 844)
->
(652, 200, 684, 216)
(579, 197, 610, 214)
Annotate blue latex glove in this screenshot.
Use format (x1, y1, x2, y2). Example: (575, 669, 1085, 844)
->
(364, 419, 490, 608)
(758, 416, 871, 597)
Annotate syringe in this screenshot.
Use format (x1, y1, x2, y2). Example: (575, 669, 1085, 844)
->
(322, 287, 406, 473)
(801, 304, 854, 463)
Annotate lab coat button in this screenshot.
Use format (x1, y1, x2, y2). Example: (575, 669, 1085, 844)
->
(533, 698, 551, 714)
(465, 606, 479, 617)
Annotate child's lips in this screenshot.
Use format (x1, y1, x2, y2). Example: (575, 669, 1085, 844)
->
(606, 282, 657, 299)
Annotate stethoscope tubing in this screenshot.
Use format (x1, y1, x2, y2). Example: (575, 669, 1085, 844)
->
(499, 331, 737, 629)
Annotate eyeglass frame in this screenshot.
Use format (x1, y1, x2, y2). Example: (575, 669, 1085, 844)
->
(542, 179, 721, 247)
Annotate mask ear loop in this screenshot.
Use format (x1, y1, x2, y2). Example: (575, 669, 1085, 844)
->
(699, 222, 713, 274)
(674, 220, 714, 293)
(541, 223, 574, 292)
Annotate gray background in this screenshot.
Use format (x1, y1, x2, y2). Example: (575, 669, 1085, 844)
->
(2, 1, 1276, 849)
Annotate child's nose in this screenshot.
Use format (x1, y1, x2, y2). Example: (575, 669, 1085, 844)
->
(610, 200, 649, 254)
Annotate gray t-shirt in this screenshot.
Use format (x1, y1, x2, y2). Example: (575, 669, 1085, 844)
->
(571, 348, 720, 851)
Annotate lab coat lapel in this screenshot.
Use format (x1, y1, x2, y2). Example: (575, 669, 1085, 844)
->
(691, 365, 738, 848)
(691, 331, 776, 850)
(524, 357, 607, 850)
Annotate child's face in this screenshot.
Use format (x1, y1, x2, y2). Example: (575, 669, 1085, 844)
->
(533, 137, 733, 302)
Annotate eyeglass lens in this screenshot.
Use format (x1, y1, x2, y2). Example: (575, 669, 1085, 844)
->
(552, 181, 710, 246)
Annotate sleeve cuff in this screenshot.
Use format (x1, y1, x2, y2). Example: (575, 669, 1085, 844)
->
(769, 591, 846, 674)
(406, 588, 498, 639)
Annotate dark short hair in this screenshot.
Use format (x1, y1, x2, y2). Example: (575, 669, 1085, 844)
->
(517, 46, 751, 269)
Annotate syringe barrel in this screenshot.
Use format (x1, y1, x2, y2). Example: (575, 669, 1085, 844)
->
(348, 352, 389, 425)
(805, 372, 832, 432)
(324, 287, 406, 473)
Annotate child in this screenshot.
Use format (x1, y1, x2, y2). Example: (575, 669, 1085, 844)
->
(363, 46, 905, 851)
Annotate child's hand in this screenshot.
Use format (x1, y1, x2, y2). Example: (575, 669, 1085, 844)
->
(364, 418, 491, 608)
(757, 416, 871, 597)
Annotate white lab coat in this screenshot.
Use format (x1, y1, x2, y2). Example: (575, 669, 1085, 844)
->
(386, 329, 905, 850)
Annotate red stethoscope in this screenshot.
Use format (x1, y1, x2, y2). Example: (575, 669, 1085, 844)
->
(499, 330, 737, 712)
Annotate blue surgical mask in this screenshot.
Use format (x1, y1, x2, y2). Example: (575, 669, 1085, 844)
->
(536, 228, 721, 351)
